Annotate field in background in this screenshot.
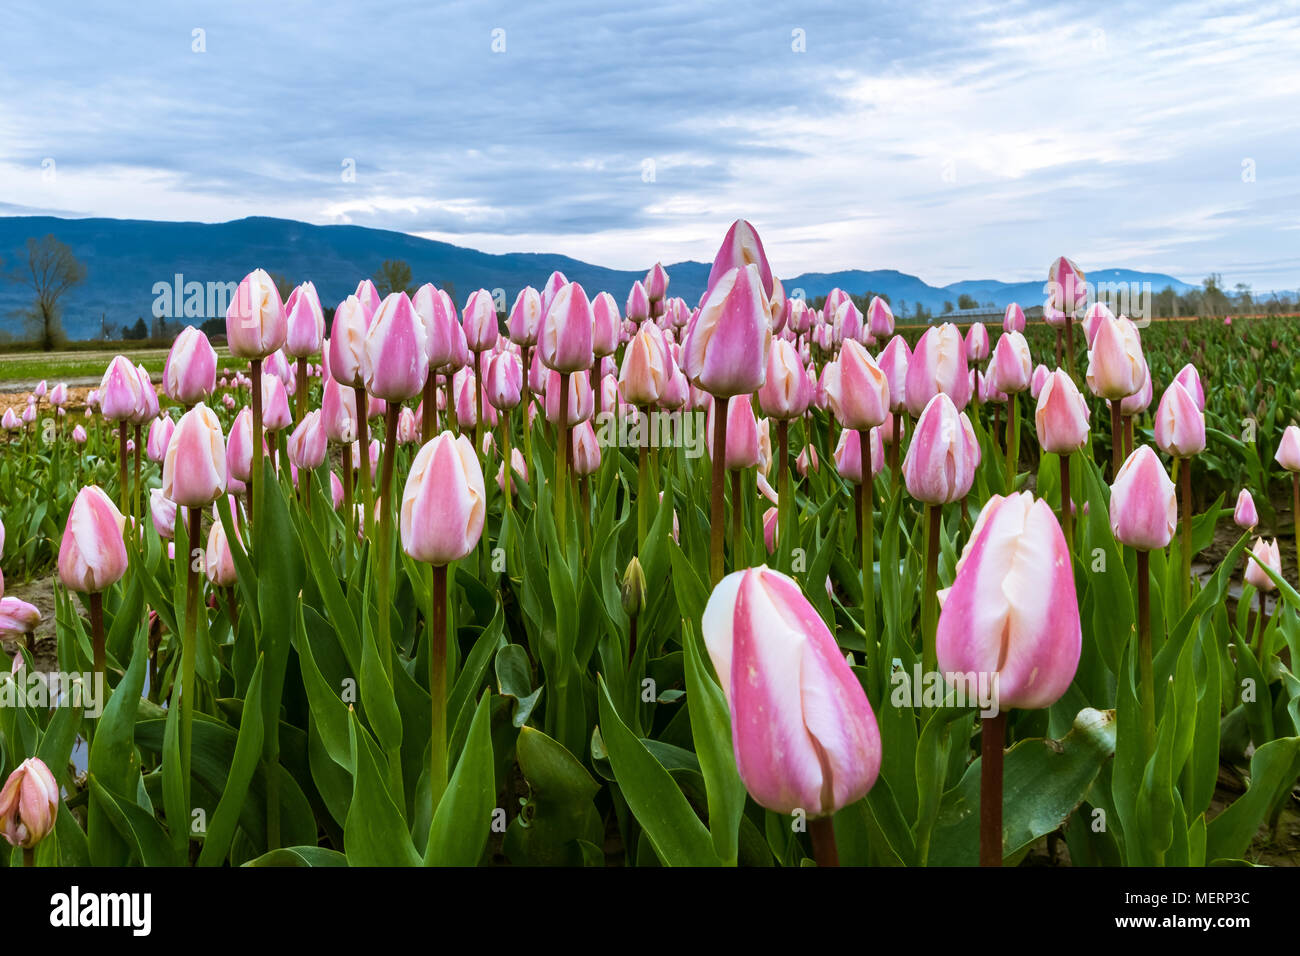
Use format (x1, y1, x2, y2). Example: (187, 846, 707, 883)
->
(0, 344, 240, 387)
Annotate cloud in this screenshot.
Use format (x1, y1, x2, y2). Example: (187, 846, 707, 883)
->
(0, 0, 1297, 288)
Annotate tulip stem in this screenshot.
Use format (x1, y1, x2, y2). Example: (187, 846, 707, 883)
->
(444, 375, 456, 437)
(1136, 549, 1156, 763)
(1122, 414, 1134, 459)
(1179, 459, 1193, 606)
(1292, 474, 1299, 587)
(637, 408, 649, 550)
(296, 357, 308, 424)
(555, 372, 570, 552)
(133, 423, 143, 519)
(501, 416, 515, 516)
(422, 373, 437, 444)
(251, 359, 264, 529)
(860, 437, 877, 690)
(1252, 594, 1270, 660)
(89, 591, 105, 677)
(922, 503, 941, 675)
(22, 847, 35, 867)
(1004, 394, 1018, 494)
(1060, 453, 1073, 555)
(117, 421, 129, 513)
(180, 507, 202, 843)
(710, 396, 728, 586)
(353, 385, 372, 538)
(730, 468, 743, 565)
(808, 817, 839, 867)
(376, 406, 400, 683)
(342, 456, 354, 574)
(521, 347, 533, 470)
(473, 350, 484, 462)
(979, 709, 1006, 866)
(777, 419, 792, 560)
(1110, 400, 1123, 479)
(429, 563, 449, 813)
(1064, 314, 1076, 380)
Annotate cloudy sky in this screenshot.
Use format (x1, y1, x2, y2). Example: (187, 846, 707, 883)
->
(2, 0, 1299, 288)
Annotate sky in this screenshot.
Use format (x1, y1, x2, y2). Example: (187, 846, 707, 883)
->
(2, 0, 1299, 289)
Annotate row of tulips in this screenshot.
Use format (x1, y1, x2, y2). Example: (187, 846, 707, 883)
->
(1, 223, 1299, 866)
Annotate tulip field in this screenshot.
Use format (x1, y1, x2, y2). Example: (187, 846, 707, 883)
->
(4, 220, 1300, 871)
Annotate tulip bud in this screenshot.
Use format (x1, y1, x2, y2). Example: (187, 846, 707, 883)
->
(1109, 445, 1177, 550)
(1003, 303, 1026, 334)
(572, 420, 602, 477)
(362, 293, 430, 402)
(619, 324, 668, 406)
(72, 424, 87, 445)
(283, 282, 326, 359)
(1244, 537, 1281, 592)
(328, 296, 370, 388)
(1046, 256, 1087, 318)
(58, 486, 128, 593)
(205, 518, 240, 588)
(539, 282, 595, 373)
(988, 330, 1032, 395)
(1029, 363, 1050, 400)
(1172, 364, 1205, 411)
(507, 286, 543, 347)
(682, 264, 772, 398)
(644, 262, 670, 305)
(866, 296, 894, 339)
(1275, 424, 1300, 472)
(288, 409, 328, 471)
(832, 299, 863, 346)
(707, 220, 774, 299)
(592, 291, 621, 357)
(98, 355, 145, 423)
(543, 370, 593, 427)
(1119, 360, 1153, 416)
(936, 492, 1081, 710)
(707, 396, 761, 471)
(462, 289, 500, 354)
(1086, 315, 1145, 400)
(260, 373, 292, 432)
(621, 557, 647, 618)
(1081, 301, 1114, 347)
(1034, 369, 1090, 455)
(164, 326, 218, 405)
(400, 433, 486, 566)
(0, 758, 59, 849)
(541, 271, 569, 317)
(625, 281, 650, 323)
(146, 414, 175, 464)
(827, 339, 889, 430)
(397, 407, 419, 446)
(496, 447, 529, 495)
(903, 393, 980, 505)
(702, 566, 880, 816)
(1234, 489, 1258, 530)
(833, 427, 882, 484)
(758, 338, 812, 420)
(965, 322, 990, 362)
(163, 404, 228, 508)
(225, 268, 286, 358)
(0, 596, 41, 641)
(1153, 380, 1206, 458)
(905, 324, 970, 415)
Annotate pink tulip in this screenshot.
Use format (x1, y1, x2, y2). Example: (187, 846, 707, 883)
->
(496, 447, 529, 495)
(827, 339, 889, 430)
(707, 220, 774, 298)
(351, 439, 381, 483)
(1153, 380, 1205, 458)
(1234, 489, 1258, 530)
(1274, 425, 1300, 472)
(462, 289, 500, 353)
(224, 268, 286, 358)
(32, 381, 47, 400)
(539, 282, 595, 373)
(507, 286, 543, 347)
(283, 281, 326, 359)
(706, 396, 762, 471)
(701, 566, 881, 816)
(485, 351, 523, 411)
(150, 487, 178, 539)
(2, 409, 19, 431)
(682, 264, 772, 397)
(1002, 303, 1026, 334)
(905, 324, 971, 415)
(400, 432, 486, 565)
(1029, 363, 1050, 400)
(1119, 360, 1153, 416)
(0, 597, 41, 641)
(1086, 316, 1145, 400)
(1034, 369, 1091, 455)
(413, 286, 463, 372)
(205, 519, 240, 588)
(903, 393, 980, 504)
(645, 262, 670, 303)
(988, 330, 1032, 395)
(98, 355, 145, 423)
(163, 326, 217, 405)
(541, 271, 569, 317)
(758, 338, 812, 419)
(1109, 445, 1177, 550)
(363, 292, 429, 401)
(659, 358, 690, 410)
(877, 335, 911, 414)
(132, 364, 159, 424)
(619, 324, 668, 406)
(260, 373, 292, 432)
(288, 409, 328, 470)
(1082, 301, 1114, 347)
(0, 758, 58, 849)
(1245, 537, 1281, 592)
(49, 383, 68, 407)
(71, 424, 87, 445)
(833, 427, 883, 484)
(592, 291, 621, 357)
(58, 486, 128, 592)
(1172, 364, 1205, 411)
(146, 414, 175, 464)
(226, 407, 259, 483)
(936, 492, 1081, 710)
(832, 299, 863, 346)
(625, 280, 650, 323)
(163, 404, 228, 507)
(543, 370, 593, 427)
(866, 296, 894, 339)
(328, 296, 370, 388)
(329, 472, 345, 510)
(572, 420, 602, 476)
(21, 404, 35, 426)
(960, 322, 989, 363)
(1046, 256, 1087, 319)
(796, 444, 818, 477)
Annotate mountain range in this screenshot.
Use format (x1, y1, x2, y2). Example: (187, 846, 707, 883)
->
(0, 215, 1202, 340)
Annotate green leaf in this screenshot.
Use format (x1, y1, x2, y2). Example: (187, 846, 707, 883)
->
(1206, 736, 1300, 862)
(243, 846, 349, 867)
(343, 709, 421, 867)
(425, 691, 497, 866)
(682, 624, 745, 866)
(197, 658, 266, 866)
(87, 621, 148, 867)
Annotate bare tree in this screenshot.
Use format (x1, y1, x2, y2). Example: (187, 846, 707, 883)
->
(10, 235, 86, 350)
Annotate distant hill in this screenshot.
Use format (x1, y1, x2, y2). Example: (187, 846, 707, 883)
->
(0, 215, 1202, 340)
